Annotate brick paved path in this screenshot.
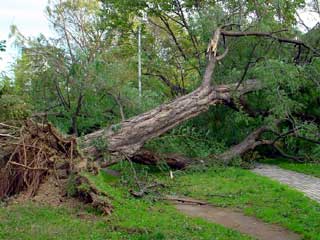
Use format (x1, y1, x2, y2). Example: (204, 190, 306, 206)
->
(252, 164, 320, 203)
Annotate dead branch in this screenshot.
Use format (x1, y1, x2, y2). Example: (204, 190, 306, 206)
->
(221, 30, 320, 56)
(0, 134, 19, 139)
(163, 196, 207, 205)
(129, 182, 165, 198)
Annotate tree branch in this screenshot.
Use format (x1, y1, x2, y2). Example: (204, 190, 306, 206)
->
(221, 30, 320, 56)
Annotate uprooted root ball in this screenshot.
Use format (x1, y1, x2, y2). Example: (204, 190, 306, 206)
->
(0, 120, 112, 215)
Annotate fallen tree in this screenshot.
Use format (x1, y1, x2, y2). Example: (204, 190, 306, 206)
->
(81, 27, 314, 167)
(0, 27, 317, 207)
(81, 28, 261, 161)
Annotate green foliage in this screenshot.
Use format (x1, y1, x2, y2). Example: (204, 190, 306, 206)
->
(145, 105, 262, 161)
(0, 76, 31, 121)
(66, 173, 78, 197)
(77, 182, 91, 193)
(0, 94, 31, 121)
(146, 120, 227, 158)
(91, 137, 110, 161)
(92, 136, 109, 151)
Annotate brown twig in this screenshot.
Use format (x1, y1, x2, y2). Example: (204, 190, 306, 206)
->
(8, 161, 48, 171)
(162, 196, 207, 205)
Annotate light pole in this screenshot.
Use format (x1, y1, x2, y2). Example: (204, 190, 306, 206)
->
(138, 24, 142, 98)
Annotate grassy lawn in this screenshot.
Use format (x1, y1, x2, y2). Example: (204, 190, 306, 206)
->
(87, 172, 252, 240)
(0, 171, 252, 240)
(0, 203, 123, 240)
(260, 159, 320, 178)
(1, 166, 320, 240)
(169, 167, 320, 240)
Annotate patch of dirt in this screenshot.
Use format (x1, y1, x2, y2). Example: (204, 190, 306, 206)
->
(10, 175, 81, 209)
(171, 197, 301, 240)
(8, 175, 104, 222)
(10, 176, 64, 205)
(10, 176, 78, 209)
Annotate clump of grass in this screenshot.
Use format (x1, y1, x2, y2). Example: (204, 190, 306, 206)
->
(260, 158, 320, 178)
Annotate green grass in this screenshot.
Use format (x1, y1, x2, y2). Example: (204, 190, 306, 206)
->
(0, 171, 252, 240)
(260, 159, 320, 178)
(2, 165, 320, 240)
(169, 167, 320, 240)
(0, 203, 122, 240)
(87, 172, 252, 240)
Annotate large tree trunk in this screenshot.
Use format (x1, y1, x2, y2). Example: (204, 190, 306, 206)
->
(82, 80, 259, 160)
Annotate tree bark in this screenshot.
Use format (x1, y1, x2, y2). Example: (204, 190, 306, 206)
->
(130, 149, 193, 169)
(81, 80, 260, 160)
(218, 126, 271, 163)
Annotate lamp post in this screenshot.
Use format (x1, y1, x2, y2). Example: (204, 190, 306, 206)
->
(138, 24, 142, 98)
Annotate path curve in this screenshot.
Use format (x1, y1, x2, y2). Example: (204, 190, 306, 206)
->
(172, 198, 300, 240)
(252, 164, 320, 202)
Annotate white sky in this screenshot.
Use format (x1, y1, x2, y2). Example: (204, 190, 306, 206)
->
(0, 0, 52, 73)
(0, 1, 319, 73)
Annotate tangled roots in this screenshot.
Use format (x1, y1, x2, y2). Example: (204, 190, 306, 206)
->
(0, 120, 113, 215)
(0, 120, 81, 199)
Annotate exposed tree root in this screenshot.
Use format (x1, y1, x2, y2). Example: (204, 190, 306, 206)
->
(0, 120, 78, 198)
(0, 120, 112, 215)
(71, 175, 113, 215)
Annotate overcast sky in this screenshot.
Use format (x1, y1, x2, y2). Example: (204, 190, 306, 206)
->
(0, 1, 319, 73)
(0, 0, 52, 72)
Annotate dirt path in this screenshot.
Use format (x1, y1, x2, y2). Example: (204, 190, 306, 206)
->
(172, 198, 300, 240)
(252, 164, 320, 202)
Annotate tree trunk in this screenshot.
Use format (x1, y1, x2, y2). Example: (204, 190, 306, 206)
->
(71, 115, 78, 136)
(218, 126, 271, 163)
(81, 80, 260, 160)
